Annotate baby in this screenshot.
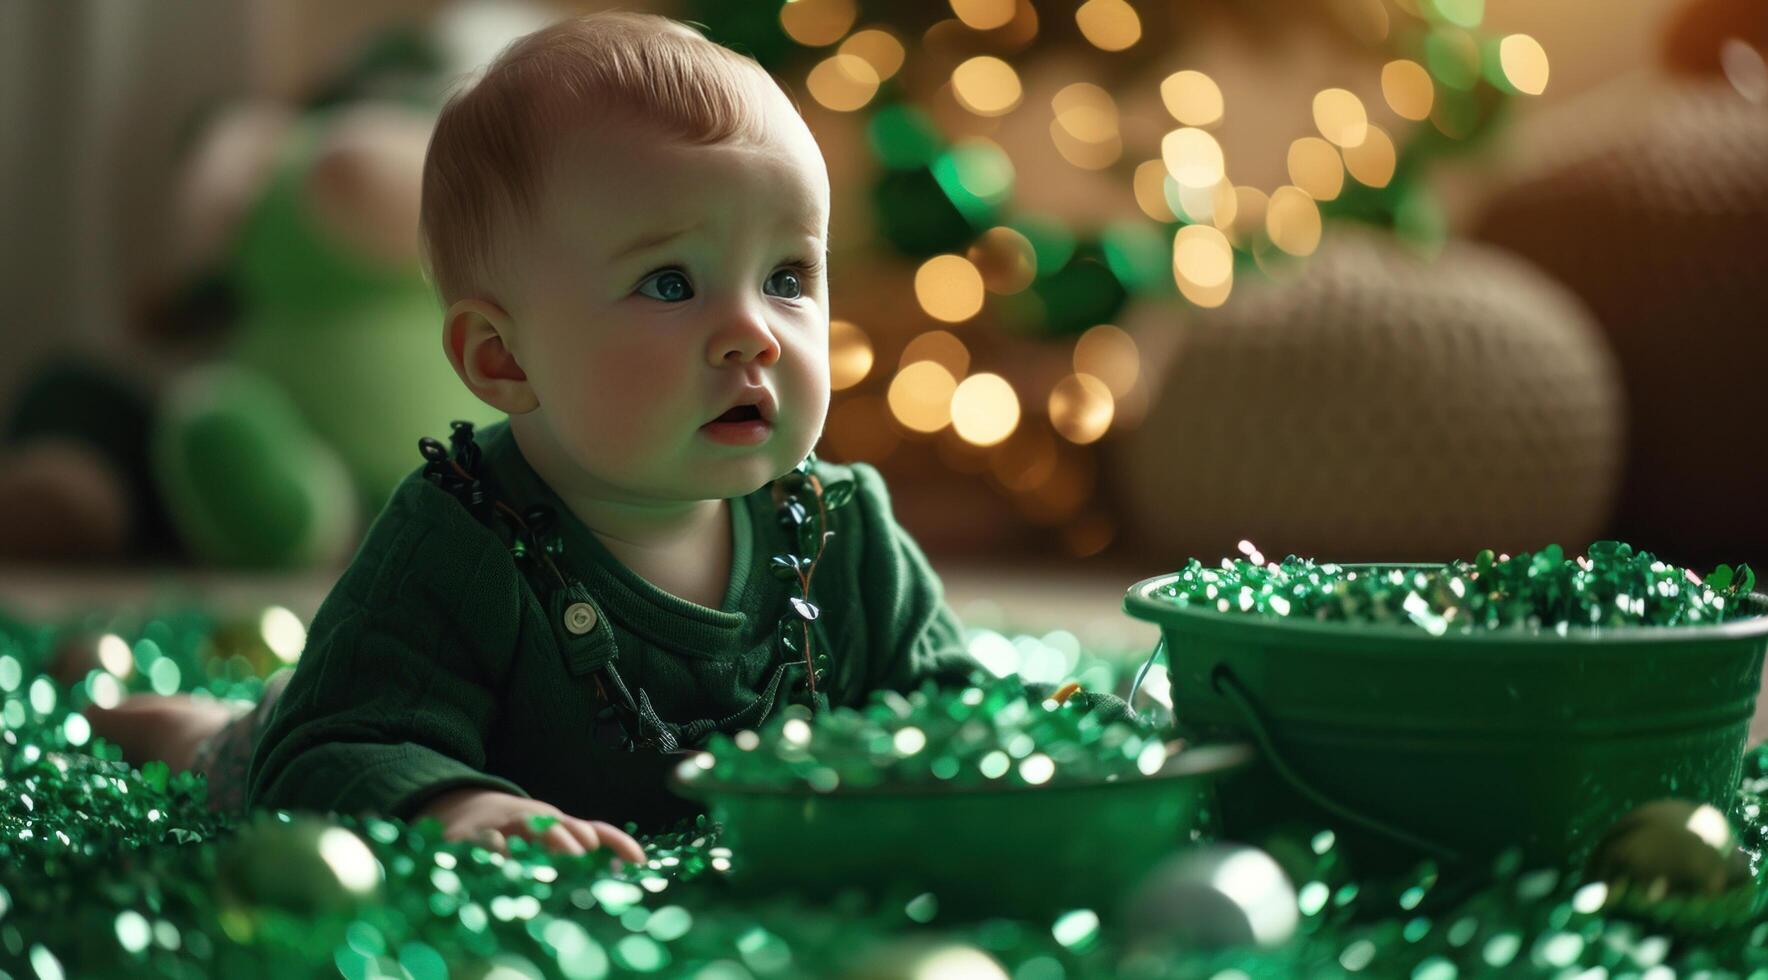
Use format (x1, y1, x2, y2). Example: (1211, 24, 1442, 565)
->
(87, 12, 992, 862)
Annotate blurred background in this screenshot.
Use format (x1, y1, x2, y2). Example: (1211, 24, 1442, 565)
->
(1, 0, 1764, 646)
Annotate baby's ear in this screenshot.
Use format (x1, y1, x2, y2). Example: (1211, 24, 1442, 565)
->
(443, 299, 538, 414)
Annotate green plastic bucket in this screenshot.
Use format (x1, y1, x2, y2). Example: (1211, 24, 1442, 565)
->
(1123, 566, 1768, 866)
(670, 742, 1252, 918)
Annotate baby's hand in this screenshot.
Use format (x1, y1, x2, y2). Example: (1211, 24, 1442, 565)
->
(418, 787, 646, 864)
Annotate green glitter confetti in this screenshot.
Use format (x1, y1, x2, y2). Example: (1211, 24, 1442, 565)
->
(7, 595, 1768, 978)
(1153, 542, 1759, 634)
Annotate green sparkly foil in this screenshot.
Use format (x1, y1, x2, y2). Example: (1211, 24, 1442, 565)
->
(8, 598, 1768, 978)
(1154, 541, 1759, 634)
(678, 677, 1167, 794)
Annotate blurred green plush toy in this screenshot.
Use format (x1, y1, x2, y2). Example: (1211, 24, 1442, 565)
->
(151, 101, 494, 567)
(0, 101, 493, 568)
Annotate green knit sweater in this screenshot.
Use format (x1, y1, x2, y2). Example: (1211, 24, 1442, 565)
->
(244, 421, 982, 828)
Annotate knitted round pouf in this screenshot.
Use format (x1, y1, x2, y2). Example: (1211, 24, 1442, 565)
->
(1104, 231, 1622, 564)
(1474, 81, 1768, 565)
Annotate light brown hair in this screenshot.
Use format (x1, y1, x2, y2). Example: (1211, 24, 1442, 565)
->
(418, 11, 782, 306)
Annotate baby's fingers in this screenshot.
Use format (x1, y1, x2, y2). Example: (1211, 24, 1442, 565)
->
(587, 820, 646, 864)
(454, 826, 508, 856)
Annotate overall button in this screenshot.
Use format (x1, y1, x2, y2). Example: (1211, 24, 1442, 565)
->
(564, 602, 598, 635)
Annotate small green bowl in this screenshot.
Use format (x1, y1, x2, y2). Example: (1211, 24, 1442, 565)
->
(669, 742, 1253, 918)
(1124, 566, 1768, 866)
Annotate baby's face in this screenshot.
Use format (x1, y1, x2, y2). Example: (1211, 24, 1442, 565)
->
(504, 100, 832, 504)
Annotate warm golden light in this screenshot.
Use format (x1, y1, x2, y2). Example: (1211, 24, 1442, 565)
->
(1075, 0, 1141, 51)
(899, 329, 972, 378)
(1052, 83, 1117, 141)
(1050, 85, 1121, 170)
(1160, 70, 1223, 127)
(1312, 88, 1369, 147)
(951, 56, 1024, 117)
(1161, 127, 1225, 188)
(914, 254, 987, 322)
(951, 373, 1021, 446)
(839, 29, 905, 81)
(806, 54, 881, 112)
(1173, 223, 1234, 307)
(1342, 123, 1396, 187)
(950, 0, 1016, 31)
(1499, 34, 1550, 95)
(967, 226, 1038, 294)
(1381, 59, 1434, 120)
(780, 0, 858, 47)
(888, 361, 960, 433)
(1229, 185, 1269, 245)
(1048, 373, 1115, 444)
(1287, 137, 1344, 201)
(1267, 185, 1323, 256)
(828, 319, 874, 391)
(1073, 323, 1140, 398)
(1176, 180, 1235, 227)
(1132, 160, 1176, 221)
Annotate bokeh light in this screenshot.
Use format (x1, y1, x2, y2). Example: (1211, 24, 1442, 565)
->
(1173, 223, 1234, 308)
(1161, 127, 1225, 188)
(952, 373, 1021, 446)
(899, 329, 972, 378)
(807, 54, 880, 112)
(780, 0, 858, 47)
(950, 0, 1016, 31)
(1266, 186, 1323, 256)
(1048, 373, 1115, 444)
(1073, 323, 1139, 399)
(838, 29, 905, 82)
(951, 56, 1024, 117)
(97, 634, 133, 678)
(1312, 88, 1369, 147)
(967, 226, 1038, 294)
(1176, 180, 1236, 228)
(1381, 59, 1434, 120)
(888, 360, 960, 433)
(1229, 185, 1269, 245)
(914, 255, 987, 323)
(1287, 137, 1344, 201)
(1498, 34, 1550, 95)
(1132, 160, 1176, 221)
(1426, 26, 1481, 91)
(1342, 124, 1396, 187)
(1075, 0, 1141, 51)
(1160, 70, 1224, 127)
(828, 319, 874, 390)
(260, 607, 307, 663)
(1721, 39, 1768, 103)
(1050, 83, 1121, 170)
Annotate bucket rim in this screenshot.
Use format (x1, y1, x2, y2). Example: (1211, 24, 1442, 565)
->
(1123, 563, 1768, 647)
(670, 741, 1254, 801)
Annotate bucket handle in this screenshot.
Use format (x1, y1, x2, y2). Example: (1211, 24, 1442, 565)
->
(1209, 663, 1464, 863)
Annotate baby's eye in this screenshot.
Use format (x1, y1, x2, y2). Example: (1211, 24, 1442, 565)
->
(764, 267, 803, 300)
(637, 269, 695, 302)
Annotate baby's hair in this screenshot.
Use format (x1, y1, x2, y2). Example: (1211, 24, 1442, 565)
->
(419, 11, 787, 306)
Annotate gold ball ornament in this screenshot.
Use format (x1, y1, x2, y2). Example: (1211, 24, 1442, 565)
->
(1584, 799, 1763, 931)
(215, 814, 383, 923)
(1586, 799, 1752, 900)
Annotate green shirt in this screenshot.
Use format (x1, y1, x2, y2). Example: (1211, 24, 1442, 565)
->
(245, 421, 980, 828)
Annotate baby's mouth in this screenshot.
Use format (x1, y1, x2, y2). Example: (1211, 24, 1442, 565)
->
(705, 404, 766, 425)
